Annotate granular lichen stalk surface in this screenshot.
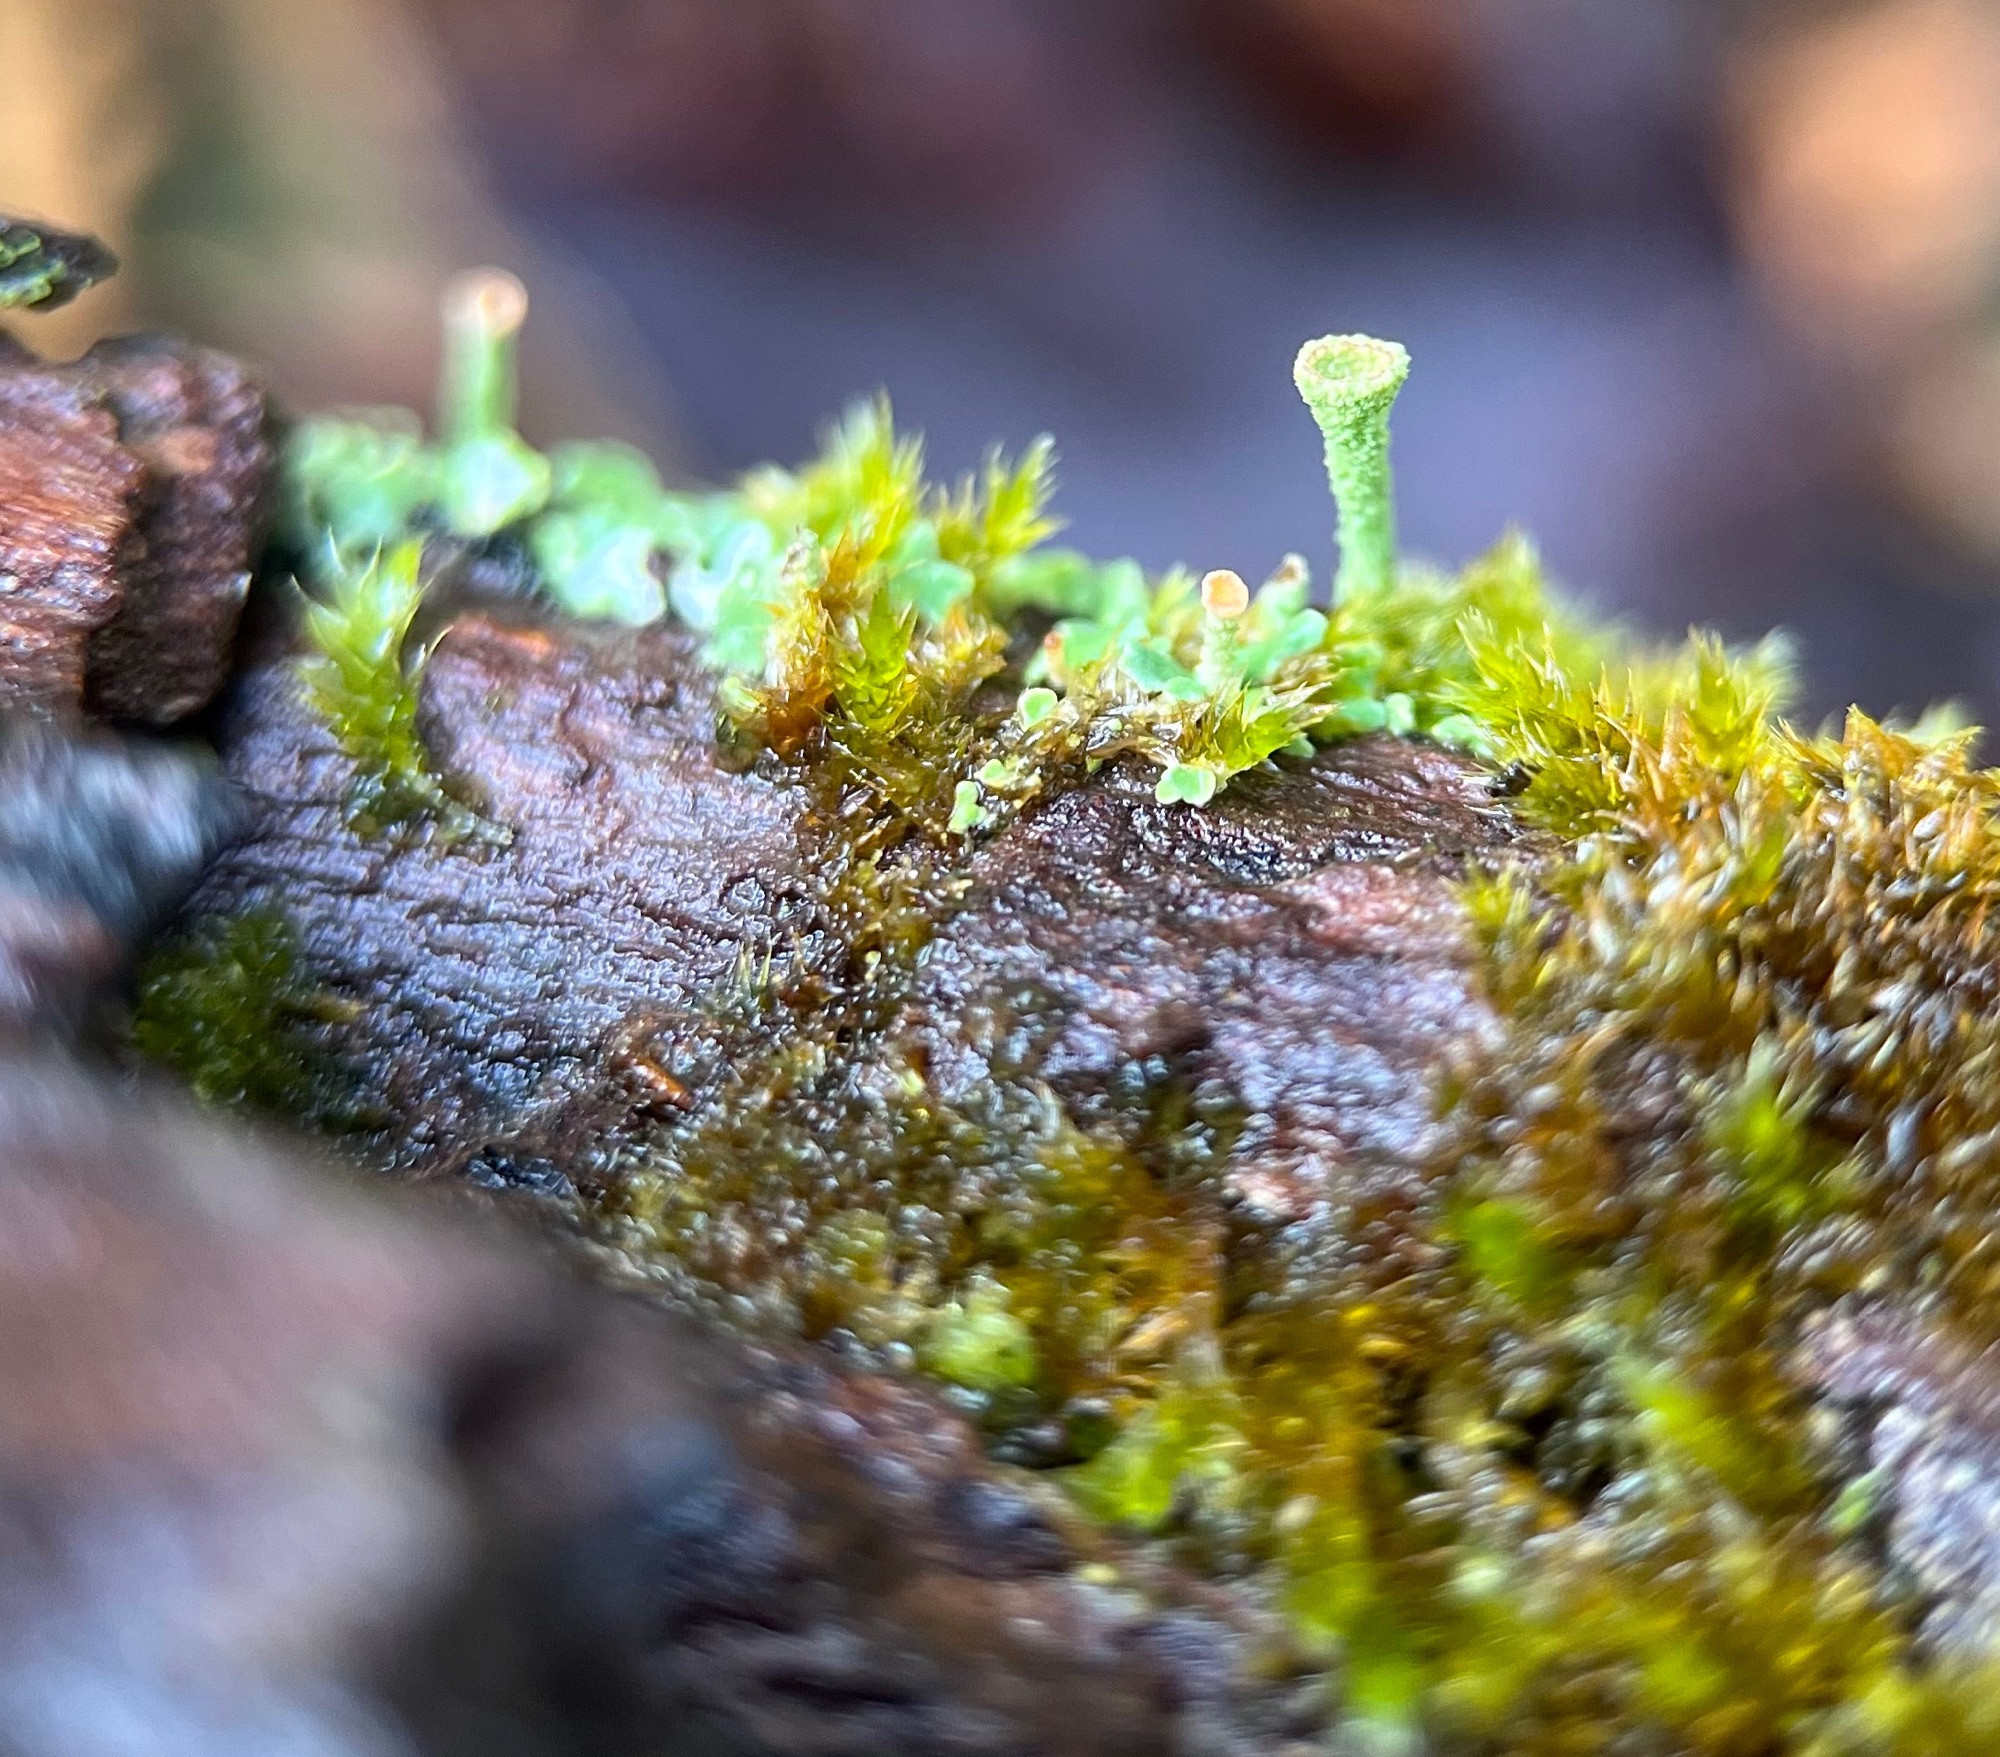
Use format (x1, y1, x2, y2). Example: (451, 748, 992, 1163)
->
(138, 287, 2000, 1752)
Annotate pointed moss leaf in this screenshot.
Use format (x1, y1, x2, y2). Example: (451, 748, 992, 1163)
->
(1199, 683, 1328, 778)
(833, 590, 918, 733)
(976, 434, 1061, 559)
(1155, 762, 1219, 806)
(438, 432, 552, 536)
(296, 539, 497, 841)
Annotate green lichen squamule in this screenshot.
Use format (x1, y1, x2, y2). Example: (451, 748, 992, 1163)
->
(1294, 333, 1411, 599)
(0, 216, 117, 312)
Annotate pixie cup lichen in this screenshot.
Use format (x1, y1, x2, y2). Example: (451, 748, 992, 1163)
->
(1293, 333, 1411, 600)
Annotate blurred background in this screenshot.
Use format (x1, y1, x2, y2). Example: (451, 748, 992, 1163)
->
(9, 0, 2000, 726)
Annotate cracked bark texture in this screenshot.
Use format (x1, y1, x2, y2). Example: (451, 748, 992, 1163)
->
(191, 608, 1524, 1226)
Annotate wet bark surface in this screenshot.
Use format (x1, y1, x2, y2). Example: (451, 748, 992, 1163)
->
(0, 333, 269, 724)
(193, 609, 1525, 1225)
(193, 613, 823, 1171)
(899, 735, 1527, 1224)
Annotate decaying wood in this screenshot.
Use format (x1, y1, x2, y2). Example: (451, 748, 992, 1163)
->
(0, 331, 270, 724)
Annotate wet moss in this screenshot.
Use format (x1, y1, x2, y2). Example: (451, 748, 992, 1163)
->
(591, 533, 2000, 1746)
(132, 909, 358, 1120)
(296, 541, 504, 844)
(163, 322, 2000, 1747)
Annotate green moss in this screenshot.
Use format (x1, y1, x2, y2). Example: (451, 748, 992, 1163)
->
(594, 430, 2000, 1746)
(132, 910, 354, 1117)
(255, 316, 2000, 1747)
(297, 540, 503, 843)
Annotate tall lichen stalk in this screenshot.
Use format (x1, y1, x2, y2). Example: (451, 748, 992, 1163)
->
(144, 290, 2000, 1751)
(1295, 332, 1411, 601)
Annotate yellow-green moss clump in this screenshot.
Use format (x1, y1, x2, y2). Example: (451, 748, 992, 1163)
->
(175, 309, 2000, 1750)
(133, 910, 360, 1120)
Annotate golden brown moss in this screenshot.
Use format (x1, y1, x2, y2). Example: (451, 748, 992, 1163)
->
(592, 576, 2000, 1751)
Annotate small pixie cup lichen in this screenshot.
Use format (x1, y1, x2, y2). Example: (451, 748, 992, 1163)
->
(1293, 334, 1411, 600)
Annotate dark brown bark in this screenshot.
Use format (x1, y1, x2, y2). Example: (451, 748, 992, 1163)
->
(195, 613, 823, 1170)
(0, 332, 271, 725)
(192, 609, 1526, 1230)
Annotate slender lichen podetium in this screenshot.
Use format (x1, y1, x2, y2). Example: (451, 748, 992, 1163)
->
(433, 269, 552, 540)
(1293, 333, 1411, 600)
